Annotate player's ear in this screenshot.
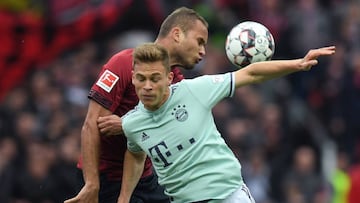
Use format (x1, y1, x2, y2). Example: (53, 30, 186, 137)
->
(168, 72, 174, 85)
(171, 27, 182, 43)
(131, 70, 135, 85)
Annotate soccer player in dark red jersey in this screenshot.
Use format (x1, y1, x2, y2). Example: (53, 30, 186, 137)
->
(64, 7, 208, 203)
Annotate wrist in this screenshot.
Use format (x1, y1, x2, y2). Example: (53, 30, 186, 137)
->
(85, 181, 100, 191)
(118, 195, 130, 203)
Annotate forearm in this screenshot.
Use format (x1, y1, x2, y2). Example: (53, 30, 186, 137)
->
(234, 46, 336, 87)
(81, 120, 101, 190)
(235, 59, 302, 87)
(119, 150, 146, 202)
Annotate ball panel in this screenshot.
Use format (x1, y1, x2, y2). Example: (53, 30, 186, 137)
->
(228, 38, 243, 54)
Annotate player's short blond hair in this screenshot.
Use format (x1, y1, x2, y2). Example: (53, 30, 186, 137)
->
(133, 43, 170, 73)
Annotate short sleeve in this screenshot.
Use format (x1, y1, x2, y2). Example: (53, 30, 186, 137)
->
(127, 140, 143, 153)
(89, 49, 133, 111)
(184, 73, 235, 108)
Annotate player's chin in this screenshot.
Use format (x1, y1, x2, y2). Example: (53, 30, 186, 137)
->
(182, 62, 196, 70)
(141, 96, 152, 101)
(140, 95, 155, 103)
(142, 100, 158, 111)
(141, 100, 151, 107)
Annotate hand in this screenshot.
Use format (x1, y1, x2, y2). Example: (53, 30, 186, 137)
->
(300, 46, 336, 71)
(64, 184, 99, 203)
(117, 195, 130, 203)
(97, 114, 123, 136)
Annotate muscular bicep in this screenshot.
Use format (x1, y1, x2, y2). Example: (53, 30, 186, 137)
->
(82, 100, 112, 135)
(85, 100, 112, 122)
(89, 99, 112, 117)
(234, 68, 258, 88)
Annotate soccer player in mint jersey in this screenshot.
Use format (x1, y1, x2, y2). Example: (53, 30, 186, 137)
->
(65, 7, 208, 203)
(117, 43, 335, 203)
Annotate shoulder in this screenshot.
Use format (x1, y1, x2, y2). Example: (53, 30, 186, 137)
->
(122, 106, 144, 125)
(104, 49, 134, 72)
(177, 73, 233, 95)
(186, 74, 232, 85)
(176, 75, 208, 87)
(122, 106, 139, 119)
(110, 48, 133, 60)
(122, 106, 147, 134)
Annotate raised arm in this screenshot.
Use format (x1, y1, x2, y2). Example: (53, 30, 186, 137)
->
(118, 150, 147, 203)
(234, 46, 336, 88)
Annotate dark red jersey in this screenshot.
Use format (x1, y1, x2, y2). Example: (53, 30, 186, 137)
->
(77, 48, 184, 180)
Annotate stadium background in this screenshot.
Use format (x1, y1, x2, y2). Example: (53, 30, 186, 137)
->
(0, 0, 359, 202)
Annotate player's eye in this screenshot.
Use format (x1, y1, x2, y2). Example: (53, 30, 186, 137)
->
(151, 77, 161, 83)
(136, 75, 146, 82)
(198, 38, 206, 46)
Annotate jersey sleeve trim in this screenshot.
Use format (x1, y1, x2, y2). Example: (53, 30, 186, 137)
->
(88, 89, 112, 110)
(229, 72, 235, 98)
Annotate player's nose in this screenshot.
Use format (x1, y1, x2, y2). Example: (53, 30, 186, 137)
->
(143, 80, 152, 90)
(199, 46, 206, 56)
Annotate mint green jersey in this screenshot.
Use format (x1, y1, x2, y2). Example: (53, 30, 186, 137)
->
(122, 73, 243, 202)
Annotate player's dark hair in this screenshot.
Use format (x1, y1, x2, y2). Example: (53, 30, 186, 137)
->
(157, 7, 208, 38)
(133, 43, 170, 73)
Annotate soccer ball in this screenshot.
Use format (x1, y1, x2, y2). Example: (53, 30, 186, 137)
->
(225, 21, 275, 68)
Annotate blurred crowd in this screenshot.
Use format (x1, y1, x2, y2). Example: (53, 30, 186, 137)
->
(0, 0, 360, 203)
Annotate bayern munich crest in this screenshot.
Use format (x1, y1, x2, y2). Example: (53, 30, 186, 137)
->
(172, 104, 188, 122)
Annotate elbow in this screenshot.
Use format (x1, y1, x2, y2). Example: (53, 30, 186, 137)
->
(81, 119, 98, 139)
(247, 74, 266, 85)
(253, 76, 267, 84)
(81, 121, 90, 136)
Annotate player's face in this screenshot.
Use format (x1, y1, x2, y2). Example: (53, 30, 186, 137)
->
(173, 20, 208, 70)
(132, 61, 173, 111)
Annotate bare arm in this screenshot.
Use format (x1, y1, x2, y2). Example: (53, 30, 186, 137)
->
(65, 100, 112, 203)
(81, 100, 112, 189)
(118, 150, 147, 203)
(97, 114, 123, 136)
(234, 46, 336, 88)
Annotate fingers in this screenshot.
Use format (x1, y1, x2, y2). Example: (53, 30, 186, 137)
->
(300, 60, 318, 71)
(304, 46, 336, 62)
(309, 46, 336, 58)
(317, 46, 336, 51)
(316, 46, 336, 56)
(97, 116, 107, 124)
(64, 197, 77, 203)
(321, 46, 336, 52)
(97, 117, 114, 135)
(97, 116, 112, 129)
(300, 46, 335, 71)
(98, 123, 109, 135)
(97, 115, 120, 124)
(301, 60, 318, 67)
(97, 115, 123, 136)
(97, 117, 105, 128)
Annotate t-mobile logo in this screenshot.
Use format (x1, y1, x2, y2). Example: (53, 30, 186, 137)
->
(148, 138, 196, 168)
(148, 141, 173, 167)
